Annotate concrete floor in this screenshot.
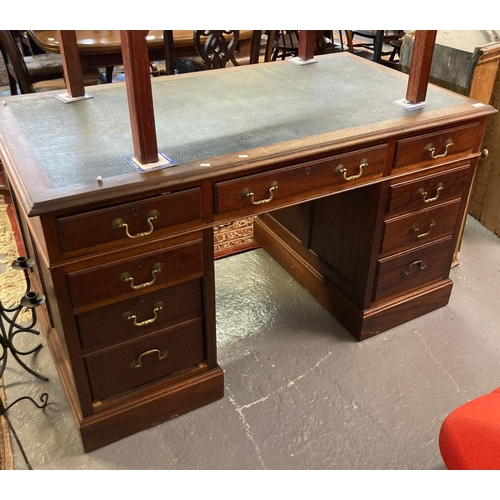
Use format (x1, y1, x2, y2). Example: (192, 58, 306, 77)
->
(2, 214, 500, 470)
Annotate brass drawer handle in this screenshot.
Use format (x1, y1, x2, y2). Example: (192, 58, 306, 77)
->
(129, 349, 168, 369)
(425, 138, 453, 159)
(417, 182, 444, 204)
(410, 219, 436, 239)
(335, 158, 367, 181)
(112, 210, 159, 239)
(119, 263, 163, 290)
(123, 301, 164, 327)
(403, 260, 427, 276)
(241, 181, 279, 205)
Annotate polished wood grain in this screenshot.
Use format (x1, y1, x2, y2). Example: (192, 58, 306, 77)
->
(298, 30, 316, 61)
(57, 187, 202, 255)
(374, 236, 452, 302)
(120, 30, 159, 164)
(56, 30, 84, 97)
(85, 318, 205, 400)
(406, 30, 437, 103)
(394, 121, 480, 172)
(387, 164, 471, 217)
(76, 279, 203, 349)
(67, 238, 204, 311)
(381, 199, 462, 256)
(214, 144, 388, 216)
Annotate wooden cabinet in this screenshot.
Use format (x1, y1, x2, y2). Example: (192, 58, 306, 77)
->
(0, 53, 495, 451)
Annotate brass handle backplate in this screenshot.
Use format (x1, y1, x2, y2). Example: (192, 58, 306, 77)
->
(335, 158, 367, 181)
(119, 263, 163, 290)
(425, 138, 453, 159)
(410, 219, 436, 239)
(123, 301, 164, 327)
(403, 260, 427, 276)
(417, 183, 444, 204)
(112, 210, 159, 239)
(129, 349, 168, 369)
(241, 181, 279, 205)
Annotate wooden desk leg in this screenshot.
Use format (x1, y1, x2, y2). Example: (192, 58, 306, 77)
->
(120, 30, 159, 165)
(57, 30, 85, 98)
(298, 30, 315, 61)
(406, 30, 437, 104)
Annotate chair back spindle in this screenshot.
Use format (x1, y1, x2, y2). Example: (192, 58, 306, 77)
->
(193, 30, 240, 69)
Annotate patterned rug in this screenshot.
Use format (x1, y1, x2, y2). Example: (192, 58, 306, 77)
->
(214, 216, 259, 259)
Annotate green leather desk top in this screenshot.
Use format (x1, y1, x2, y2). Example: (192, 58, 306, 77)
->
(0, 53, 494, 214)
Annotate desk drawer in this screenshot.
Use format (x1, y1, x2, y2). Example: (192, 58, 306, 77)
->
(374, 237, 452, 303)
(76, 279, 203, 349)
(394, 122, 479, 171)
(57, 188, 202, 254)
(85, 318, 204, 401)
(381, 199, 461, 256)
(68, 239, 203, 310)
(387, 164, 470, 217)
(214, 145, 387, 215)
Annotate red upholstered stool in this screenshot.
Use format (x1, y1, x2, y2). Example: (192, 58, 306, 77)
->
(439, 387, 500, 469)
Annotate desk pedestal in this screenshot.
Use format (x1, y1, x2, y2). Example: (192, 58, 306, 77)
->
(253, 167, 470, 341)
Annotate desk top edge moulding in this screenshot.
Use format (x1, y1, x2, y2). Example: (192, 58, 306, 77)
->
(0, 30, 496, 451)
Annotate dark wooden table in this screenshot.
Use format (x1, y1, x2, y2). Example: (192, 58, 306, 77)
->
(28, 30, 256, 76)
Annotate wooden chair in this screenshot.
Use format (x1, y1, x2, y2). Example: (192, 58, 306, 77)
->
(163, 30, 242, 75)
(270, 30, 300, 60)
(194, 30, 240, 69)
(346, 30, 404, 63)
(0, 30, 66, 94)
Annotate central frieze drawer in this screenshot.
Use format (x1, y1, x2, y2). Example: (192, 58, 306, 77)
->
(394, 122, 479, 171)
(57, 187, 202, 254)
(76, 279, 203, 349)
(374, 237, 452, 303)
(387, 164, 470, 217)
(67, 240, 203, 310)
(214, 144, 388, 215)
(84, 318, 204, 401)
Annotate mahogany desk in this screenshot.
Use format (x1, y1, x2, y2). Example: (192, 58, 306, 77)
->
(0, 53, 495, 451)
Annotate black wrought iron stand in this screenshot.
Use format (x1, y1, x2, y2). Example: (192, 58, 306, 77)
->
(0, 257, 48, 381)
(0, 256, 49, 469)
(0, 393, 48, 470)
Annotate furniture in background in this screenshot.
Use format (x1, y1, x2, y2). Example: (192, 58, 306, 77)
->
(270, 30, 300, 60)
(0, 30, 66, 94)
(439, 386, 500, 469)
(0, 32, 495, 452)
(265, 31, 349, 62)
(28, 30, 257, 82)
(165, 30, 244, 74)
(347, 30, 404, 65)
